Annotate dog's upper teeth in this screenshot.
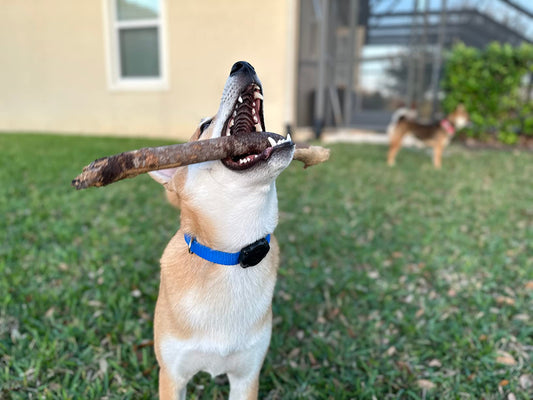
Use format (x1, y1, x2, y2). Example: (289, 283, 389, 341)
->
(268, 137, 277, 147)
(253, 116, 258, 123)
(254, 92, 263, 100)
(252, 108, 256, 115)
(287, 133, 292, 142)
(238, 96, 243, 104)
(229, 119, 234, 128)
(233, 110, 237, 117)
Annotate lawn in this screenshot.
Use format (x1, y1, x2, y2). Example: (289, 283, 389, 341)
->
(0, 133, 532, 399)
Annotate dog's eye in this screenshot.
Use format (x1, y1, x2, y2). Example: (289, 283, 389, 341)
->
(199, 118, 212, 134)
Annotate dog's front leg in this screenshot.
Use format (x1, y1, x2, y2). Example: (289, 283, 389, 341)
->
(433, 143, 443, 169)
(159, 368, 187, 400)
(228, 371, 261, 400)
(227, 322, 272, 400)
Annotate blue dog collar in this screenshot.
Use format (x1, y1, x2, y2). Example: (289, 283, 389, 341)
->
(184, 233, 271, 267)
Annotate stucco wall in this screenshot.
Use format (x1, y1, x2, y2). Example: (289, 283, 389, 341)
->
(0, 0, 296, 139)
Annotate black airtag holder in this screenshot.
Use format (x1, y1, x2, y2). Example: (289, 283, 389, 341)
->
(239, 238, 270, 268)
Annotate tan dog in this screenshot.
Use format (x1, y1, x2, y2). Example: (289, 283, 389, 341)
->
(387, 104, 469, 168)
(148, 61, 294, 399)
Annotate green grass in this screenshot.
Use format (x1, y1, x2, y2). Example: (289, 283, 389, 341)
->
(1, 133, 532, 399)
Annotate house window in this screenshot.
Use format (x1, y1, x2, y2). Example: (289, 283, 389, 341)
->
(105, 0, 168, 90)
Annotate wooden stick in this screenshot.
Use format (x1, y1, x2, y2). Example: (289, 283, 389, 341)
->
(71, 132, 329, 190)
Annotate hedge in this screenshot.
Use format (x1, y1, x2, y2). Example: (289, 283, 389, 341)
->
(441, 42, 533, 144)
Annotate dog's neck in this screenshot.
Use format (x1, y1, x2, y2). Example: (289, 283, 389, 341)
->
(180, 167, 279, 253)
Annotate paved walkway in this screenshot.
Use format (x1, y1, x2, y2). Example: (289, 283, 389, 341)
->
(294, 128, 424, 147)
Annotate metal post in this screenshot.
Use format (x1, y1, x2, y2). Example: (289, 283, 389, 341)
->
(353, 26, 365, 116)
(430, 0, 447, 118)
(314, 0, 329, 139)
(327, 0, 342, 127)
(405, 0, 419, 107)
(343, 0, 359, 127)
(415, 0, 429, 115)
(284, 0, 298, 136)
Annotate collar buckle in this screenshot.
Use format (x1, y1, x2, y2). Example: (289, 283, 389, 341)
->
(187, 236, 194, 254)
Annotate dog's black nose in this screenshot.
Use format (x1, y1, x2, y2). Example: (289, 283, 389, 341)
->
(230, 61, 255, 77)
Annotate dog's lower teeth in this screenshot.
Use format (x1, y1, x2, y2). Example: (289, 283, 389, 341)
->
(268, 137, 276, 147)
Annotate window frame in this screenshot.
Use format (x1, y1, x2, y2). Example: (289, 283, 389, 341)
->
(103, 0, 169, 91)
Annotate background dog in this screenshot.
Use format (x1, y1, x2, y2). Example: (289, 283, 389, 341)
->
(148, 61, 294, 399)
(387, 104, 469, 168)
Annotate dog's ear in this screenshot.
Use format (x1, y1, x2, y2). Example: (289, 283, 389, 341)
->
(149, 168, 178, 185)
(149, 168, 182, 209)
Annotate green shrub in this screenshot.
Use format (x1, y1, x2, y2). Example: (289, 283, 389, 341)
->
(442, 42, 533, 142)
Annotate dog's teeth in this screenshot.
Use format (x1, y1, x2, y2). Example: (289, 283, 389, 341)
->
(229, 119, 234, 127)
(268, 137, 276, 147)
(238, 96, 243, 103)
(233, 110, 237, 117)
(252, 108, 256, 115)
(254, 92, 263, 100)
(253, 116, 258, 123)
(287, 133, 292, 142)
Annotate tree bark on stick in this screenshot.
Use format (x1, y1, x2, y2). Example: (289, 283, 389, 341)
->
(72, 132, 329, 190)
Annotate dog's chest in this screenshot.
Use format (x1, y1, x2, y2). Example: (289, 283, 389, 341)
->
(181, 266, 275, 337)
(159, 264, 275, 379)
(160, 322, 272, 380)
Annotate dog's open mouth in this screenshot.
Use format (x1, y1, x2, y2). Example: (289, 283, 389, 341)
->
(221, 84, 292, 171)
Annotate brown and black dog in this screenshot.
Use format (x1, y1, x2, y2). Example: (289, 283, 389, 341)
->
(387, 104, 469, 168)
